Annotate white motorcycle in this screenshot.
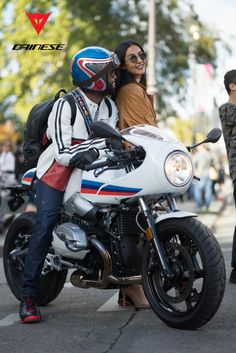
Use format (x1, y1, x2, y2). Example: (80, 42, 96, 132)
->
(3, 122, 225, 329)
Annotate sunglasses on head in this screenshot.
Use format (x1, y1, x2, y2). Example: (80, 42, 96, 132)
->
(126, 51, 147, 64)
(111, 53, 121, 68)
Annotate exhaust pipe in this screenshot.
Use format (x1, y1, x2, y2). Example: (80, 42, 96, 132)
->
(71, 236, 112, 289)
(108, 275, 142, 285)
(70, 236, 142, 288)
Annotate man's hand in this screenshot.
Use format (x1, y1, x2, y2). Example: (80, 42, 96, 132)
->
(69, 148, 99, 170)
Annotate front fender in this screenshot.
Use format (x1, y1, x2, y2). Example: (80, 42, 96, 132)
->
(154, 211, 197, 225)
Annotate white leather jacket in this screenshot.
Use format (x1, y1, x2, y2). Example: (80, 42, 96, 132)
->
(36, 88, 118, 191)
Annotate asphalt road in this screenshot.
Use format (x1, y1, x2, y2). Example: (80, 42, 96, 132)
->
(0, 192, 235, 353)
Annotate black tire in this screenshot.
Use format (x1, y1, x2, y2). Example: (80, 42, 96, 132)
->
(142, 217, 226, 330)
(3, 212, 68, 306)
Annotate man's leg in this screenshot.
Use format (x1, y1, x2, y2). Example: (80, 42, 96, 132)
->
(20, 180, 63, 322)
(230, 226, 236, 283)
(229, 180, 236, 283)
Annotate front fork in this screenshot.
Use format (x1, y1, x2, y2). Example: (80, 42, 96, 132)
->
(138, 196, 174, 279)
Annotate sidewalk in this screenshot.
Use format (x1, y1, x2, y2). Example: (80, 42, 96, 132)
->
(177, 193, 226, 231)
(178, 178, 233, 231)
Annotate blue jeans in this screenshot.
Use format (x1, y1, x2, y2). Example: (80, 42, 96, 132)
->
(193, 176, 213, 209)
(22, 179, 64, 298)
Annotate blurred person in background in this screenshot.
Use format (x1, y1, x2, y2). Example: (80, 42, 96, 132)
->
(193, 144, 213, 212)
(0, 140, 16, 186)
(219, 69, 236, 283)
(14, 139, 25, 183)
(112, 39, 158, 309)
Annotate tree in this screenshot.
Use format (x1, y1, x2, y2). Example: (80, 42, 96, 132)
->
(0, 0, 221, 124)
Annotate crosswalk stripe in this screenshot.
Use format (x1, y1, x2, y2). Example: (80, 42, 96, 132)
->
(97, 291, 133, 312)
(0, 313, 19, 327)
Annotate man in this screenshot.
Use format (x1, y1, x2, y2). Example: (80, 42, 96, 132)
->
(219, 69, 236, 283)
(19, 46, 120, 323)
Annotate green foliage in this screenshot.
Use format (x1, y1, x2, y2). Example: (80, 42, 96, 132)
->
(0, 0, 221, 124)
(169, 116, 193, 145)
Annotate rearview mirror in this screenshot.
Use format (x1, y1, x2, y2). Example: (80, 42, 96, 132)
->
(205, 128, 222, 144)
(187, 127, 222, 151)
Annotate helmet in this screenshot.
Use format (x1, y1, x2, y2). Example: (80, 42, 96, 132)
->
(70, 46, 120, 93)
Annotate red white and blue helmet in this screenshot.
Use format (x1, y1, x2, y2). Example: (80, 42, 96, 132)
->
(70, 46, 120, 93)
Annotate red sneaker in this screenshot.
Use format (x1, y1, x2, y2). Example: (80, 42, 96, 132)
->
(19, 297, 41, 323)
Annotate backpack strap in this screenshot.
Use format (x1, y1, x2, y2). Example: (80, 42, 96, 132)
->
(104, 97, 112, 118)
(54, 89, 67, 100)
(64, 94, 76, 125)
(70, 90, 93, 137)
(53, 89, 76, 126)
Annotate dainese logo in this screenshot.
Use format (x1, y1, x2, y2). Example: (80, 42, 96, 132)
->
(26, 12, 51, 35)
(12, 11, 65, 51)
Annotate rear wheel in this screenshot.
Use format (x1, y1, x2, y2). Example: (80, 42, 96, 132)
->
(142, 217, 225, 329)
(3, 212, 67, 305)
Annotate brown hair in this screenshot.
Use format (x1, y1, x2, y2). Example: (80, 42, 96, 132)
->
(113, 39, 147, 98)
(224, 70, 236, 95)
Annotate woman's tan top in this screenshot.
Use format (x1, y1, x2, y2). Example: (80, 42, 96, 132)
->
(116, 82, 157, 130)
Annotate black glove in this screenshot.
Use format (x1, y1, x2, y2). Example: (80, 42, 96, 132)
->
(69, 148, 99, 170)
(105, 137, 123, 150)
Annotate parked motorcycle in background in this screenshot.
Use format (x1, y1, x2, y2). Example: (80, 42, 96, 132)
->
(3, 122, 225, 329)
(0, 172, 22, 234)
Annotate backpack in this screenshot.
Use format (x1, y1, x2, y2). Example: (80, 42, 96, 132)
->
(23, 89, 76, 170)
(23, 89, 113, 171)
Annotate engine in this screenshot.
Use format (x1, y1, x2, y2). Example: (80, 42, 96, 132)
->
(52, 222, 89, 259)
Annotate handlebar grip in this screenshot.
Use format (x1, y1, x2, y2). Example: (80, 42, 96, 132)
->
(84, 160, 109, 171)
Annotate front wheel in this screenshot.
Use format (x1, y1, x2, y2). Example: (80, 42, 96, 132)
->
(142, 217, 225, 329)
(3, 212, 68, 305)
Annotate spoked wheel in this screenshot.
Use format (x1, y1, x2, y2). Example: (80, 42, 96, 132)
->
(3, 212, 67, 306)
(142, 217, 225, 329)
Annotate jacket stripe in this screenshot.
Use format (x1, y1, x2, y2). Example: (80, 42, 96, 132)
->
(55, 99, 66, 152)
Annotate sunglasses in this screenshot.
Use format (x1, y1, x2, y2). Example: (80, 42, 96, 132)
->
(126, 52, 147, 64)
(111, 53, 121, 68)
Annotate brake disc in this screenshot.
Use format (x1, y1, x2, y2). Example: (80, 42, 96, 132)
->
(155, 242, 194, 304)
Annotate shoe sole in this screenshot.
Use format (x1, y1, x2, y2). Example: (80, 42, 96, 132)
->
(20, 315, 41, 323)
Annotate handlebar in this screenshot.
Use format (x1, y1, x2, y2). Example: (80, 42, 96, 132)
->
(84, 146, 145, 172)
(84, 159, 112, 171)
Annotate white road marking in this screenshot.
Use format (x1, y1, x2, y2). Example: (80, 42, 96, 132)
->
(0, 313, 19, 327)
(64, 282, 74, 288)
(64, 283, 133, 312)
(97, 291, 133, 312)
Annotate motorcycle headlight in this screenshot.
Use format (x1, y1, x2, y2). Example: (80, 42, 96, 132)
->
(164, 151, 193, 187)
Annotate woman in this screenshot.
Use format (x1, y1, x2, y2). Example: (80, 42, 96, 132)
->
(113, 40, 157, 309)
(114, 39, 157, 130)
